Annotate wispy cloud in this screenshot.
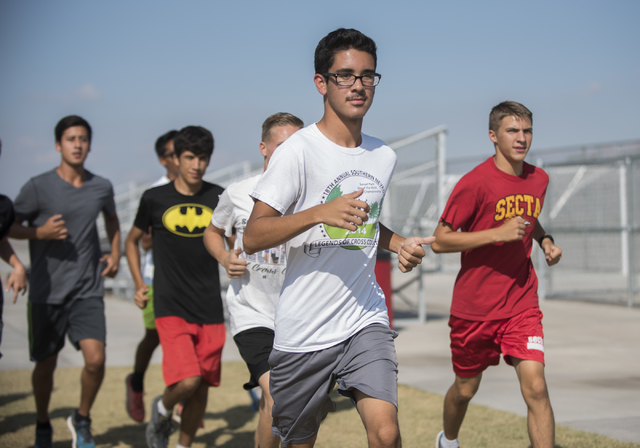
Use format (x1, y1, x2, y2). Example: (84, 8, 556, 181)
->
(74, 83, 101, 100)
(30, 82, 102, 103)
(575, 81, 602, 97)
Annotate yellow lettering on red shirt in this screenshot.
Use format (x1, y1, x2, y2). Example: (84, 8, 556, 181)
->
(524, 195, 534, 216)
(494, 198, 506, 221)
(515, 194, 524, 215)
(505, 196, 515, 219)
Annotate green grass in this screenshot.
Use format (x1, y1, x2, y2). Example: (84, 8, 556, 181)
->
(0, 362, 637, 447)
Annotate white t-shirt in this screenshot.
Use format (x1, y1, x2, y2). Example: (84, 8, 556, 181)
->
(142, 175, 170, 284)
(211, 174, 285, 336)
(251, 124, 397, 352)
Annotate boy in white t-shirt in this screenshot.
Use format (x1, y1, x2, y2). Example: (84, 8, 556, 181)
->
(204, 112, 303, 448)
(244, 28, 435, 448)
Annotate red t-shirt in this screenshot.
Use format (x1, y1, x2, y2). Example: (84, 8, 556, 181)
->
(440, 157, 549, 321)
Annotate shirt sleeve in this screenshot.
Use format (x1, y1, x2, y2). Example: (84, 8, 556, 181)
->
(440, 175, 478, 231)
(102, 181, 117, 217)
(210, 189, 235, 237)
(133, 191, 152, 232)
(13, 179, 39, 224)
(250, 143, 301, 215)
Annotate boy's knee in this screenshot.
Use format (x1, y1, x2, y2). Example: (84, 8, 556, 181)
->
(453, 377, 480, 402)
(181, 375, 203, 393)
(522, 376, 549, 403)
(84, 353, 105, 374)
(368, 423, 401, 448)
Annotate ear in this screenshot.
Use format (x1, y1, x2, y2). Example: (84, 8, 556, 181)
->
(314, 73, 327, 95)
(259, 141, 268, 158)
(159, 156, 168, 168)
(172, 153, 180, 166)
(488, 129, 498, 144)
(55, 141, 61, 153)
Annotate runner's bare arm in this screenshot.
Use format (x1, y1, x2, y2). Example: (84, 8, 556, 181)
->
(125, 225, 150, 309)
(431, 216, 528, 254)
(378, 224, 436, 273)
(243, 188, 370, 255)
(533, 220, 562, 266)
(9, 214, 68, 240)
(100, 211, 121, 278)
(0, 238, 28, 302)
(203, 222, 247, 279)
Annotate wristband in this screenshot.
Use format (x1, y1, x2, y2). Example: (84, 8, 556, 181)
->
(539, 234, 554, 247)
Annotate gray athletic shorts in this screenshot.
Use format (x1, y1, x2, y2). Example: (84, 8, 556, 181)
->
(269, 324, 398, 447)
(28, 296, 106, 362)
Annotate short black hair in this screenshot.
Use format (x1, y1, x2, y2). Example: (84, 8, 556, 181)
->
(173, 126, 214, 158)
(314, 28, 377, 75)
(155, 130, 178, 157)
(55, 115, 92, 143)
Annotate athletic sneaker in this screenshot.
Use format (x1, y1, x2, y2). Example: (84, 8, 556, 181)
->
(146, 395, 174, 448)
(67, 410, 95, 448)
(34, 423, 53, 448)
(436, 430, 460, 448)
(125, 373, 145, 422)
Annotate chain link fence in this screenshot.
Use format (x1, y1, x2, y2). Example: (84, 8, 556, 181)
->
(444, 140, 640, 308)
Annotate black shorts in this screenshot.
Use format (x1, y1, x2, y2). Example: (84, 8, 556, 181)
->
(233, 327, 275, 390)
(28, 296, 106, 362)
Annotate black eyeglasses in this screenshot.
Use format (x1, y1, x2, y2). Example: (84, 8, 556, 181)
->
(162, 152, 175, 159)
(322, 72, 381, 87)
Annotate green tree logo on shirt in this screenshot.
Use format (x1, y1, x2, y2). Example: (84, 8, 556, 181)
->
(323, 185, 379, 250)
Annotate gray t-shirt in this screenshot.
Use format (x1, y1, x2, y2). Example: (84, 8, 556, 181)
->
(14, 169, 116, 304)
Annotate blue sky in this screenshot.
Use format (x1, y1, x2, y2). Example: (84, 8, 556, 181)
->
(1, 0, 639, 199)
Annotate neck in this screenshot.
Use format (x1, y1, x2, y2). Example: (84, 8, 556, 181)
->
(493, 154, 524, 176)
(166, 171, 178, 181)
(56, 161, 86, 187)
(316, 108, 363, 148)
(173, 176, 202, 196)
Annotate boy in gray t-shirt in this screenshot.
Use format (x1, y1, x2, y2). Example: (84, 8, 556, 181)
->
(11, 115, 121, 448)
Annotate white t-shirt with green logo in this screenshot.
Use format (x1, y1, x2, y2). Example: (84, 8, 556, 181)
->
(251, 124, 397, 353)
(211, 174, 284, 336)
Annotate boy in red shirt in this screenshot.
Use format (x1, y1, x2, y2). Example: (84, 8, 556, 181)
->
(432, 101, 562, 448)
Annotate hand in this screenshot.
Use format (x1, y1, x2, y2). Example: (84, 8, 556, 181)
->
(100, 252, 120, 278)
(7, 262, 28, 303)
(223, 248, 247, 278)
(134, 285, 150, 309)
(398, 236, 436, 273)
(542, 240, 562, 266)
(37, 214, 68, 240)
(497, 216, 527, 243)
(319, 188, 370, 231)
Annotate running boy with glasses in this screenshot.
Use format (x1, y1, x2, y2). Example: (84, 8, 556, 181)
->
(243, 28, 435, 448)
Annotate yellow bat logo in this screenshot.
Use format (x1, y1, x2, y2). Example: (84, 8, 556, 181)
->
(162, 203, 213, 237)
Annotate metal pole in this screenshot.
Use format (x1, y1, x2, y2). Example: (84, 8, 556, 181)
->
(436, 130, 447, 272)
(625, 157, 635, 307)
(620, 163, 629, 276)
(536, 158, 547, 300)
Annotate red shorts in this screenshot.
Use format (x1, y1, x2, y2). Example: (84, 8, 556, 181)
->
(449, 307, 545, 378)
(155, 316, 226, 387)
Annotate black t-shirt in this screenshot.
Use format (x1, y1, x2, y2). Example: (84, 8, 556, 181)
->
(134, 181, 224, 324)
